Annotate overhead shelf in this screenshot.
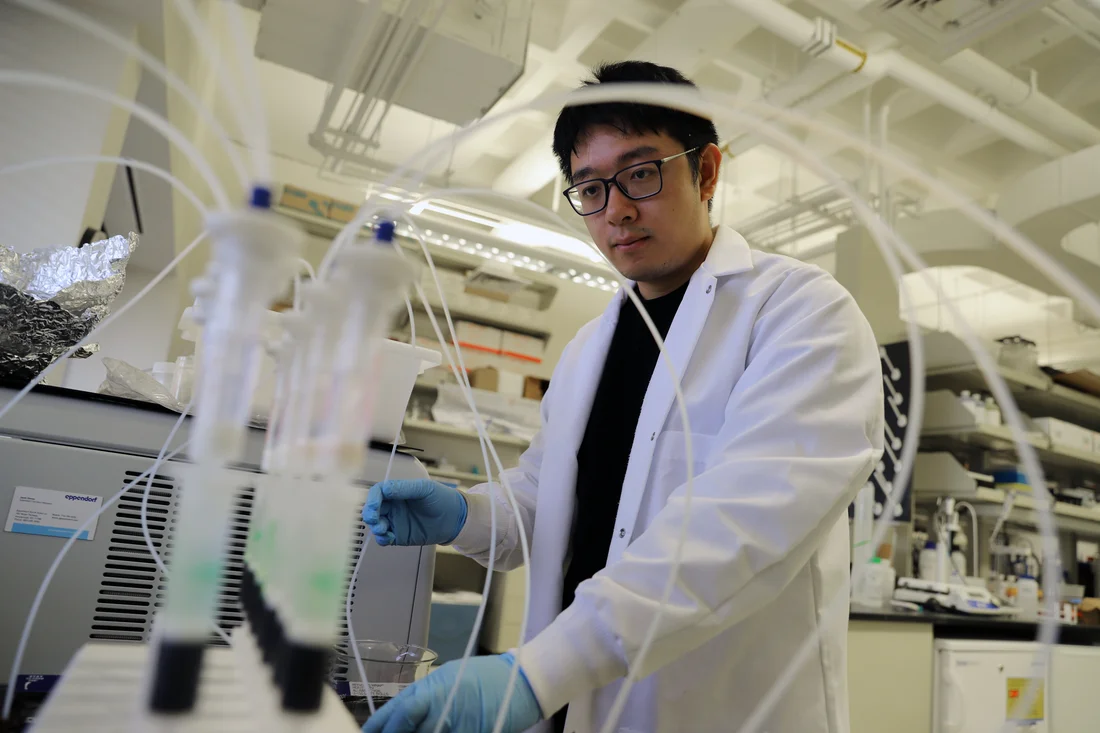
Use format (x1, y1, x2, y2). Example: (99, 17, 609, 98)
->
(920, 331, 1100, 432)
(402, 417, 530, 449)
(920, 390, 1100, 476)
(920, 423, 1100, 475)
(912, 453, 1100, 536)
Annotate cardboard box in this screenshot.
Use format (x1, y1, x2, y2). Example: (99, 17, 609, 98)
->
(279, 184, 330, 218)
(452, 321, 503, 355)
(327, 198, 358, 223)
(1034, 418, 1093, 453)
(1079, 598, 1100, 626)
(469, 367, 524, 396)
(523, 376, 548, 400)
(500, 331, 545, 364)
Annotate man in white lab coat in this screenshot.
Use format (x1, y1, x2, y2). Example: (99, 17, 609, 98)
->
(362, 61, 884, 733)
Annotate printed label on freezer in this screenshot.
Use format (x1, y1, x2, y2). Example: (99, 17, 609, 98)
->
(4, 486, 102, 541)
(1006, 677, 1045, 722)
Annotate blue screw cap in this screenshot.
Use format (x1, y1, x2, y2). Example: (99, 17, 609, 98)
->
(250, 186, 272, 209)
(376, 220, 396, 242)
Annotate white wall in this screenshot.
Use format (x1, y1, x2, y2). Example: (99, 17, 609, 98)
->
(0, 4, 139, 251)
(62, 269, 179, 393)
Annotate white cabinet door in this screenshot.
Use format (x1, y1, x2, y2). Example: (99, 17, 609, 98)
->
(933, 641, 1048, 733)
(1050, 645, 1100, 732)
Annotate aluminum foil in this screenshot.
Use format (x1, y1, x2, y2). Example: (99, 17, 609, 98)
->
(0, 233, 137, 383)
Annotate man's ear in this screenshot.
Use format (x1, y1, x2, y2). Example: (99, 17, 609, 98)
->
(698, 143, 722, 204)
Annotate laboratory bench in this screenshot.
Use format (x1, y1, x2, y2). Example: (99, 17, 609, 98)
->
(850, 606, 1100, 645)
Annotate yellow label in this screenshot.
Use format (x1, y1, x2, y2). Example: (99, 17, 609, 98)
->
(1006, 677, 1045, 722)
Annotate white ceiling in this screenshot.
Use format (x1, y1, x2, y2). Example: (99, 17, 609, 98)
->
(221, 0, 1100, 262)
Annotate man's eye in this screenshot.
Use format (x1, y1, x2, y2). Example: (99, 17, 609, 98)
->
(631, 167, 654, 181)
(580, 184, 602, 199)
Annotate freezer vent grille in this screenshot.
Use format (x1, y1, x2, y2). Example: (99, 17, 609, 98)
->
(330, 525, 367, 681)
(90, 469, 177, 642)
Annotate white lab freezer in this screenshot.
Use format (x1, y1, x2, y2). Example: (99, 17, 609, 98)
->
(933, 639, 1100, 733)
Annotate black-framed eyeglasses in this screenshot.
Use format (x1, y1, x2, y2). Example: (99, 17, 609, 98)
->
(562, 147, 700, 216)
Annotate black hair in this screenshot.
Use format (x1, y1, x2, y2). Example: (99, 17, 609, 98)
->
(552, 61, 719, 193)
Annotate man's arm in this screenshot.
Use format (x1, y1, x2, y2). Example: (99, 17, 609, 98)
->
(515, 269, 884, 716)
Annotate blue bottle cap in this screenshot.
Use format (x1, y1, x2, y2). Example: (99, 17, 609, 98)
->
(376, 220, 396, 242)
(250, 185, 272, 209)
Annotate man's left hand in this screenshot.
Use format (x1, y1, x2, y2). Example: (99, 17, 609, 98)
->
(361, 653, 543, 733)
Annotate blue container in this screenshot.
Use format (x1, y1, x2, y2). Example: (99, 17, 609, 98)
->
(428, 596, 481, 665)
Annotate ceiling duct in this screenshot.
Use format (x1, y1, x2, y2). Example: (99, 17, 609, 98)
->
(254, 0, 531, 174)
(862, 0, 1056, 60)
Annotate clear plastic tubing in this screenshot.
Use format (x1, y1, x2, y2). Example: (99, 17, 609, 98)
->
(278, 222, 415, 712)
(149, 194, 303, 714)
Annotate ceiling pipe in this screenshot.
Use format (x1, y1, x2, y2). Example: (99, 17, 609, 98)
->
(878, 88, 911, 225)
(820, 0, 1100, 147)
(723, 0, 1070, 159)
(734, 186, 844, 234)
(941, 51, 1100, 148)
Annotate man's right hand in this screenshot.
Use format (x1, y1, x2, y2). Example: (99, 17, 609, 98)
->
(361, 479, 468, 547)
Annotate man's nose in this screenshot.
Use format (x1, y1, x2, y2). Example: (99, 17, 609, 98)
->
(604, 183, 637, 226)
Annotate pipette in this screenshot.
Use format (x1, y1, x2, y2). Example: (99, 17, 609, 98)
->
(148, 189, 303, 713)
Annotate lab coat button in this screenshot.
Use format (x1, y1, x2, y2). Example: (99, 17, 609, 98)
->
(706, 284, 713, 294)
(619, 529, 626, 538)
(650, 432, 655, 440)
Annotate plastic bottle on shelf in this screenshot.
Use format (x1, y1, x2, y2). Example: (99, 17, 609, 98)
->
(919, 540, 939, 581)
(1017, 575, 1039, 620)
(853, 558, 889, 608)
(959, 391, 979, 423)
(984, 395, 1001, 426)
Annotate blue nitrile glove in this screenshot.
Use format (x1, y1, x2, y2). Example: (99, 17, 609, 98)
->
(362, 479, 468, 547)
(362, 653, 542, 733)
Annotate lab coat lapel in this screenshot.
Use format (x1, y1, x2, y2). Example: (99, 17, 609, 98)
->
(605, 227, 753, 564)
(526, 297, 621, 638)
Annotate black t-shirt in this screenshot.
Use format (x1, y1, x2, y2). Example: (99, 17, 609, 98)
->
(560, 280, 689, 611)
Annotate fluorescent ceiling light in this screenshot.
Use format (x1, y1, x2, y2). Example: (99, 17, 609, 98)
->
(492, 222, 603, 264)
(409, 200, 500, 228)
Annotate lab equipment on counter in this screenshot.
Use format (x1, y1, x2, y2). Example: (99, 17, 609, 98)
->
(894, 577, 1016, 616)
(0, 384, 435, 719)
(920, 540, 939, 582)
(852, 558, 894, 608)
(332, 641, 438, 726)
(1017, 576, 1040, 621)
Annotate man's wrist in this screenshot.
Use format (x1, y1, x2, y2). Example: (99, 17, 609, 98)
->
(442, 491, 469, 545)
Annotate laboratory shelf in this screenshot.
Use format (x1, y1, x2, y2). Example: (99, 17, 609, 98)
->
(920, 330, 1100, 431)
(920, 423, 1100, 475)
(912, 453, 1100, 536)
(919, 390, 1100, 476)
(402, 417, 530, 448)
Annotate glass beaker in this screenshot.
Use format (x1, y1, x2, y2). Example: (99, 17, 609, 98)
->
(333, 640, 437, 725)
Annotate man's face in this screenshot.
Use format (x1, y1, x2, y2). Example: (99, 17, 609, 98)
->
(569, 126, 714, 290)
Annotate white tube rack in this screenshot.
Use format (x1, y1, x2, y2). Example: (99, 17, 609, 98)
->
(30, 637, 359, 733)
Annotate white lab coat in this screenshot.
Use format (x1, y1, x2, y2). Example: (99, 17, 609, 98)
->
(452, 226, 884, 733)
